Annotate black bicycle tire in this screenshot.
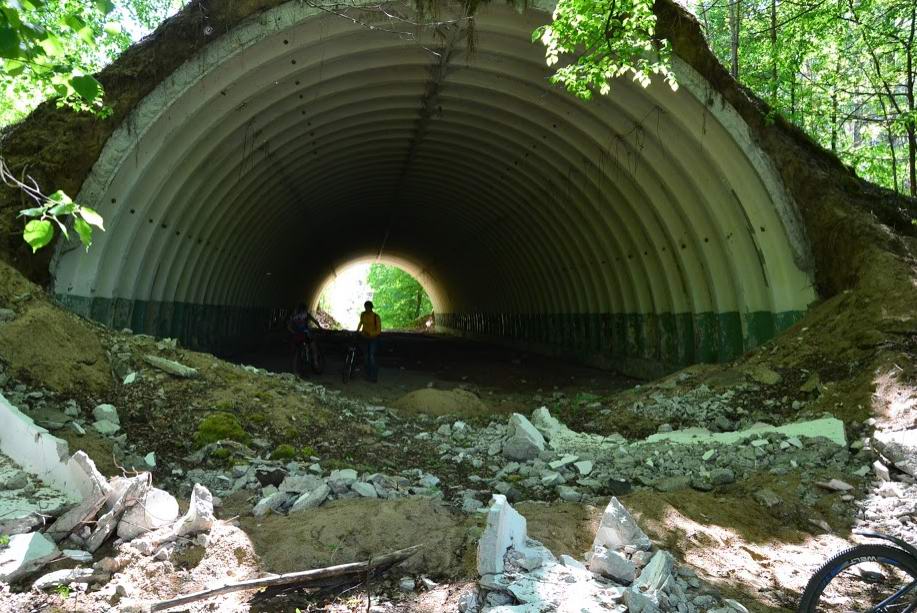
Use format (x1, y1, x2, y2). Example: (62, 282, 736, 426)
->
(293, 345, 305, 378)
(342, 351, 354, 383)
(311, 345, 325, 374)
(798, 543, 917, 612)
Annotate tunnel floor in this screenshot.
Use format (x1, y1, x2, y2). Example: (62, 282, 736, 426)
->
(227, 330, 638, 413)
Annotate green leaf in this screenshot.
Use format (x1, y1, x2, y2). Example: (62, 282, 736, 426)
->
(23, 219, 54, 252)
(38, 34, 63, 57)
(78, 206, 105, 230)
(0, 27, 20, 58)
(74, 217, 93, 251)
(94, 0, 116, 15)
(48, 190, 72, 204)
(103, 22, 121, 35)
(69, 75, 101, 103)
(18, 207, 46, 217)
(48, 201, 76, 216)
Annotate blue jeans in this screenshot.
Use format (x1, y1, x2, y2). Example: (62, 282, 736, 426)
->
(364, 337, 379, 381)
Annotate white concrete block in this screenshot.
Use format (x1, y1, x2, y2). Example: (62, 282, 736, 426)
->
(477, 494, 527, 576)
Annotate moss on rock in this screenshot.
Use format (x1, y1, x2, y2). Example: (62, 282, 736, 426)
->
(270, 444, 296, 460)
(194, 412, 249, 448)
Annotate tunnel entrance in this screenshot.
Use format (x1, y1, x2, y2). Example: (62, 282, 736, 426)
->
(316, 260, 435, 332)
(47, 0, 816, 378)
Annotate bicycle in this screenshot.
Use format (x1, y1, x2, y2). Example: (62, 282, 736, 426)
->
(798, 529, 917, 612)
(342, 339, 360, 383)
(293, 333, 325, 377)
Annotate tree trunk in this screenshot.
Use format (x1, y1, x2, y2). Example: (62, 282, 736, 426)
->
(729, 0, 741, 79)
(770, 0, 778, 102)
(906, 3, 916, 196)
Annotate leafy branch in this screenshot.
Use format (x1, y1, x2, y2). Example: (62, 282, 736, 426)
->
(533, 0, 678, 99)
(1, 158, 104, 252)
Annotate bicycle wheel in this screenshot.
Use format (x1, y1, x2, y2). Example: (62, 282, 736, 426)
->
(342, 349, 354, 383)
(293, 345, 305, 377)
(310, 343, 325, 374)
(798, 544, 917, 612)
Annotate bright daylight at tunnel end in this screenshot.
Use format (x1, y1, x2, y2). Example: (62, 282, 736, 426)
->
(0, 0, 916, 611)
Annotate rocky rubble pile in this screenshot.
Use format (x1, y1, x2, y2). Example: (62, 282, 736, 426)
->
(0, 448, 215, 592)
(852, 427, 917, 544)
(426, 408, 852, 508)
(461, 495, 747, 613)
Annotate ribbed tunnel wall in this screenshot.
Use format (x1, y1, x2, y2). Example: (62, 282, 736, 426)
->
(50, 0, 817, 376)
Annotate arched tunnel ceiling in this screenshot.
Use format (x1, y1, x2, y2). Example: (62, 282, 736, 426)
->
(50, 0, 817, 371)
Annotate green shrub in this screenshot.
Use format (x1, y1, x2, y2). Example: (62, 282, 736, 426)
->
(194, 412, 249, 448)
(270, 444, 296, 460)
(300, 445, 317, 458)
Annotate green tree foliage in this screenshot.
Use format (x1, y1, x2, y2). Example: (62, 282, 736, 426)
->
(689, 0, 916, 196)
(1, 0, 181, 252)
(366, 264, 433, 329)
(534, 0, 678, 98)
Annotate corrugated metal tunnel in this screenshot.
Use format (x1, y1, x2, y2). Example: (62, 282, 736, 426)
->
(49, 0, 817, 377)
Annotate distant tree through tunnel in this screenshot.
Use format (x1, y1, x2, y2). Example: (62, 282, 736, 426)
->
(19, 0, 831, 378)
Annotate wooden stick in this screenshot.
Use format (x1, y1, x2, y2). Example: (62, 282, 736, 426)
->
(149, 545, 421, 611)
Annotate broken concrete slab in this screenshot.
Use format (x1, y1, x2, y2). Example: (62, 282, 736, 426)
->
(143, 355, 199, 378)
(32, 567, 95, 591)
(873, 429, 917, 476)
(290, 484, 330, 512)
(502, 414, 546, 461)
(172, 484, 215, 536)
(86, 474, 150, 552)
(117, 487, 180, 540)
(478, 494, 528, 576)
(0, 532, 60, 583)
(92, 404, 119, 424)
(592, 497, 651, 552)
(643, 417, 846, 447)
(588, 545, 636, 583)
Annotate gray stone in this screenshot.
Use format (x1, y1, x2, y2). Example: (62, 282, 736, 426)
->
(0, 467, 28, 490)
(710, 468, 736, 485)
(873, 460, 891, 481)
(32, 567, 95, 591)
(330, 468, 358, 484)
(502, 414, 546, 461)
(477, 494, 527, 576)
(593, 497, 651, 552)
(92, 419, 121, 435)
(252, 491, 289, 517)
(143, 355, 199, 378)
(117, 487, 180, 540)
(173, 484, 214, 536)
(624, 587, 661, 613)
(530, 406, 570, 441)
(633, 550, 674, 593)
(62, 549, 93, 563)
(0, 308, 16, 322)
(399, 576, 415, 591)
(753, 488, 782, 508)
(92, 404, 119, 424)
(279, 474, 323, 494)
(0, 532, 60, 583)
(873, 430, 917, 476)
(352, 482, 378, 498)
(557, 485, 581, 502)
(589, 545, 636, 583)
(574, 460, 594, 475)
(655, 476, 692, 492)
(290, 484, 330, 512)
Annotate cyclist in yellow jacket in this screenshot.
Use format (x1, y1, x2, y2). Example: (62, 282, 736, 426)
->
(356, 300, 382, 382)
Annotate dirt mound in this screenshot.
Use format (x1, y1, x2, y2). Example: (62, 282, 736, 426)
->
(0, 301, 110, 398)
(242, 498, 476, 579)
(393, 388, 489, 418)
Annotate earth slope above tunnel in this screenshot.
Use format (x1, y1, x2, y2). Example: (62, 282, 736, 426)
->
(1, 0, 913, 377)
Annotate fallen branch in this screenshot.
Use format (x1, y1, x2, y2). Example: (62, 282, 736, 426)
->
(149, 545, 421, 611)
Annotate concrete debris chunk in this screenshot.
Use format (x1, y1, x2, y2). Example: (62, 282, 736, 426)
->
(873, 429, 917, 476)
(117, 487, 180, 540)
(0, 532, 60, 583)
(290, 484, 330, 512)
(62, 549, 93, 562)
(92, 404, 119, 424)
(143, 354, 199, 379)
(172, 484, 215, 536)
(633, 550, 675, 594)
(92, 420, 121, 435)
(86, 474, 150, 552)
(32, 567, 95, 591)
(477, 494, 527, 576)
(530, 407, 572, 441)
(502, 414, 546, 461)
(815, 479, 854, 492)
(588, 545, 637, 583)
(278, 474, 323, 494)
(352, 482, 379, 498)
(253, 492, 289, 518)
(593, 497, 651, 552)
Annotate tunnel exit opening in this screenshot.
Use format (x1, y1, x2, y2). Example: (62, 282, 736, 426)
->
(315, 261, 434, 332)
